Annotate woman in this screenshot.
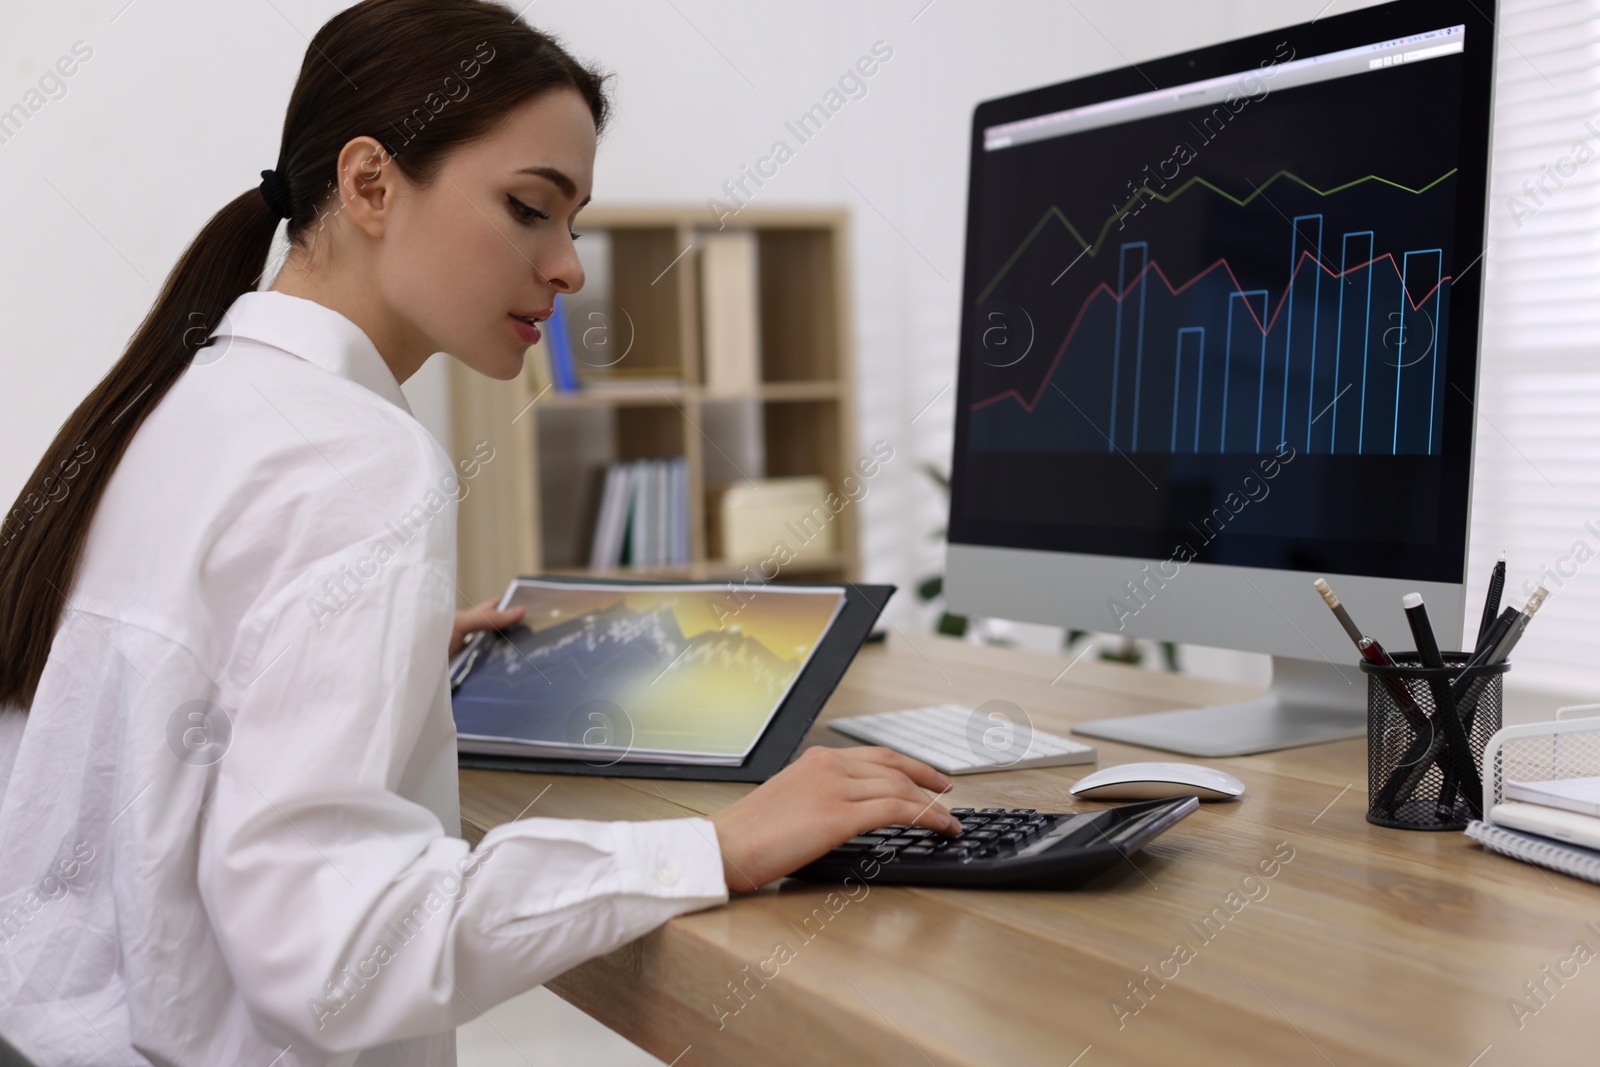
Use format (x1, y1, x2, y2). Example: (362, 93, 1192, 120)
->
(0, 2, 960, 1063)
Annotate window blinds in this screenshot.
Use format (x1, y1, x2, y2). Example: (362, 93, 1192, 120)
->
(1468, 0, 1600, 694)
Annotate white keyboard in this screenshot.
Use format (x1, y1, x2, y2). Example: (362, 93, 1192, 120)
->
(829, 704, 1097, 775)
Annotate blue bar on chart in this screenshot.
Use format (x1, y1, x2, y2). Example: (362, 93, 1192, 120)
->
(970, 218, 1451, 458)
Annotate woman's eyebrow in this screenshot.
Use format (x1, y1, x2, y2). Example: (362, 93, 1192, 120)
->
(515, 165, 589, 207)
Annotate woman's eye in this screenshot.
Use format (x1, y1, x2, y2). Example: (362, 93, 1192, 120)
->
(508, 195, 548, 225)
(510, 196, 580, 241)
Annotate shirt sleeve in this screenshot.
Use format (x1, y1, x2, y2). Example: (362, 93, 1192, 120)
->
(197, 469, 728, 1053)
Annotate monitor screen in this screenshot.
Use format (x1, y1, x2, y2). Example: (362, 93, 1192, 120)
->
(948, 0, 1494, 587)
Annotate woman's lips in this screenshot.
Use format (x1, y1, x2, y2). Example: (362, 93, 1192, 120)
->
(509, 313, 541, 345)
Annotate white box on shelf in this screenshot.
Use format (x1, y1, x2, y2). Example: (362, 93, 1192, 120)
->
(717, 476, 835, 564)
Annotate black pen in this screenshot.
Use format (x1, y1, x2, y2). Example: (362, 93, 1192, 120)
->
(1475, 554, 1506, 652)
(1489, 586, 1548, 665)
(1402, 592, 1482, 814)
(1455, 587, 1550, 729)
(1436, 604, 1514, 817)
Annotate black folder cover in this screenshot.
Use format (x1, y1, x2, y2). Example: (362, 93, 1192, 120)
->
(453, 576, 895, 783)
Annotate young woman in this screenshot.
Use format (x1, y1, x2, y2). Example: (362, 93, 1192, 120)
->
(0, 2, 960, 1063)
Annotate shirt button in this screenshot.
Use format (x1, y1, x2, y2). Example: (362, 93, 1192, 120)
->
(656, 866, 679, 886)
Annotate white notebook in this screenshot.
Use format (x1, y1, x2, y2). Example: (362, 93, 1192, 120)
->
(1504, 775, 1600, 817)
(1490, 802, 1600, 851)
(1465, 819, 1600, 886)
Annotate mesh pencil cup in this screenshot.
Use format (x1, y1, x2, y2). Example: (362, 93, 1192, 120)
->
(1361, 651, 1508, 831)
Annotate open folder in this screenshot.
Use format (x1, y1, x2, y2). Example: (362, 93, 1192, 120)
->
(448, 576, 894, 781)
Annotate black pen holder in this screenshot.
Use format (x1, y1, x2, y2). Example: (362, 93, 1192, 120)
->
(1362, 651, 1508, 831)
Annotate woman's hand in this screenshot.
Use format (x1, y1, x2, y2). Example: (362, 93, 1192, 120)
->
(708, 745, 963, 893)
(448, 598, 526, 658)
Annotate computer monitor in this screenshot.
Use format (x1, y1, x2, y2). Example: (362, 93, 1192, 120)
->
(944, 0, 1498, 756)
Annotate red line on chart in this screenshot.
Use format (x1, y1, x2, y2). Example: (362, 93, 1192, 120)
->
(971, 249, 1452, 414)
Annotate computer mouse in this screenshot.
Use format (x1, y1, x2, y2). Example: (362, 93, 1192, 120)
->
(1070, 761, 1245, 802)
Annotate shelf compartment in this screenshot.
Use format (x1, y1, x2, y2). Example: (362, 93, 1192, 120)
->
(592, 226, 688, 382)
(758, 228, 840, 383)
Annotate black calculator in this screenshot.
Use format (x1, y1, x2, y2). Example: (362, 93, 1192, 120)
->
(787, 796, 1199, 889)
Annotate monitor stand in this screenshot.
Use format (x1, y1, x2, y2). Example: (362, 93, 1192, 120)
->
(1070, 655, 1367, 758)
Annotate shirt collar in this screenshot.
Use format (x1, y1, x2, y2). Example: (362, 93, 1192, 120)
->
(213, 290, 412, 415)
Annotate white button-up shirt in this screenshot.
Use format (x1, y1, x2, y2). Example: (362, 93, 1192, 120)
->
(0, 290, 729, 1066)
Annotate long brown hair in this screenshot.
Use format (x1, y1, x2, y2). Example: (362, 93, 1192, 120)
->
(0, 0, 609, 710)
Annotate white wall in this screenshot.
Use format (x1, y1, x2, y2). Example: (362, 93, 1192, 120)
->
(2, 0, 1391, 684)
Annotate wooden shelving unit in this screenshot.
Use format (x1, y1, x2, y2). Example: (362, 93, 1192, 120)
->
(448, 206, 859, 605)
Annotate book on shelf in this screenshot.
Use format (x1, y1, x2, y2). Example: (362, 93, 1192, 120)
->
(699, 230, 761, 396)
(653, 460, 672, 566)
(587, 457, 691, 570)
(626, 461, 648, 567)
(669, 457, 689, 566)
(587, 464, 631, 570)
(449, 577, 847, 765)
(544, 293, 580, 392)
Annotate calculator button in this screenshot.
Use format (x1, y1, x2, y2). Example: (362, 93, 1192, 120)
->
(865, 828, 898, 836)
(949, 808, 975, 817)
(978, 807, 1007, 815)
(1011, 808, 1037, 815)
(966, 830, 999, 842)
(900, 846, 933, 856)
(1000, 832, 1026, 845)
(883, 836, 916, 846)
(902, 828, 935, 838)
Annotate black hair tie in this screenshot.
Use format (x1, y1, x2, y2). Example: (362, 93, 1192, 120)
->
(258, 168, 293, 220)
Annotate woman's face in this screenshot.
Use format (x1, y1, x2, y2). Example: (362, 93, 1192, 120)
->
(278, 87, 598, 382)
(374, 87, 596, 381)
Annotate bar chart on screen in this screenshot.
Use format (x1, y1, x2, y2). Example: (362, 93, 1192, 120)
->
(968, 169, 1458, 458)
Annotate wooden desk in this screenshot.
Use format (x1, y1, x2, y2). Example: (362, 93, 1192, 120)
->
(459, 633, 1594, 1066)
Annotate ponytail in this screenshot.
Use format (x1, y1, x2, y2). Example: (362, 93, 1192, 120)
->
(0, 189, 282, 709)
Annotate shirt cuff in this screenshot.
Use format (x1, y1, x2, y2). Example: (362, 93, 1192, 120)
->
(473, 813, 731, 910)
(611, 816, 731, 906)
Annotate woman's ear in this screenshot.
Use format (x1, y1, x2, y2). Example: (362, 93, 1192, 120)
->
(334, 135, 399, 238)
